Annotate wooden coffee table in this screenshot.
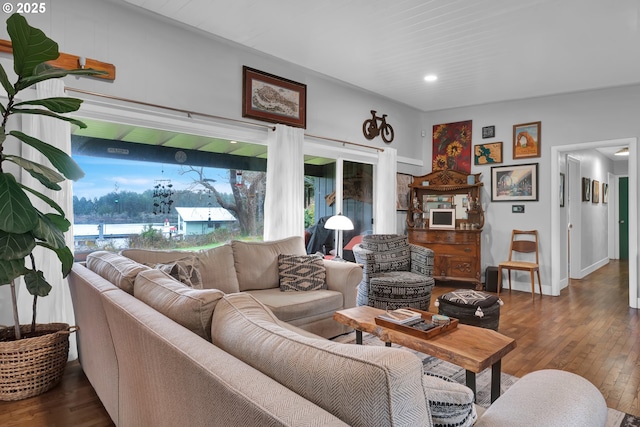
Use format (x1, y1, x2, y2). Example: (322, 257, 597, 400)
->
(333, 306, 517, 403)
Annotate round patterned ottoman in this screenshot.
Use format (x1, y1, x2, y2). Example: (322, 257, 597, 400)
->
(435, 289, 502, 330)
(368, 272, 435, 311)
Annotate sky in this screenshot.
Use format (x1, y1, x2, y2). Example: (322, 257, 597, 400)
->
(72, 155, 233, 200)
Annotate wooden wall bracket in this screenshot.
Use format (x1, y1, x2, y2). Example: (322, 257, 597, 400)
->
(0, 39, 116, 81)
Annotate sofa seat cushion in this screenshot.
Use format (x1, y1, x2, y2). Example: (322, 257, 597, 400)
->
(133, 269, 224, 341)
(211, 293, 432, 427)
(246, 288, 343, 323)
(86, 251, 150, 294)
(232, 237, 307, 291)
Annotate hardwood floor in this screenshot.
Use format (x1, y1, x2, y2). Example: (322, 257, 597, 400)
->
(431, 259, 639, 418)
(0, 260, 637, 425)
(0, 360, 113, 427)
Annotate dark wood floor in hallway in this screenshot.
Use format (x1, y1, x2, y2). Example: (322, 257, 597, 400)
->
(0, 260, 637, 425)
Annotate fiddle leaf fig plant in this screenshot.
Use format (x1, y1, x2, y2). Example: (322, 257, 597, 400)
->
(0, 13, 106, 340)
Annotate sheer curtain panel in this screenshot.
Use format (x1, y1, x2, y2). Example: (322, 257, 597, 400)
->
(263, 124, 305, 241)
(374, 147, 397, 234)
(16, 80, 77, 360)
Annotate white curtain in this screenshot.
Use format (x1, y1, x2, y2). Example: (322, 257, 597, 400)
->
(16, 79, 77, 360)
(263, 124, 305, 241)
(374, 147, 397, 234)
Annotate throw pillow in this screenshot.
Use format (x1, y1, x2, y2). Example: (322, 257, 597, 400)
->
(148, 256, 203, 289)
(278, 254, 326, 292)
(422, 372, 477, 427)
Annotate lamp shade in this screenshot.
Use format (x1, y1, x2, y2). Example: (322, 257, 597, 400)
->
(324, 214, 354, 231)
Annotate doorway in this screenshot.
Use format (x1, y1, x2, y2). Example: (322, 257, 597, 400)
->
(551, 137, 637, 308)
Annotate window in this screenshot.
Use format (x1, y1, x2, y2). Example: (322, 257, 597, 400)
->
(72, 135, 267, 258)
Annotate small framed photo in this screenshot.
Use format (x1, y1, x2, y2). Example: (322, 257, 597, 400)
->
(242, 66, 307, 128)
(513, 121, 541, 159)
(603, 182, 609, 204)
(491, 163, 538, 202)
(396, 173, 413, 211)
(582, 177, 591, 201)
(592, 180, 600, 204)
(474, 142, 503, 165)
(482, 125, 495, 139)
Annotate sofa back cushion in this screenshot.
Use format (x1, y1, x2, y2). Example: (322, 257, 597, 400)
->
(86, 251, 151, 294)
(134, 269, 224, 341)
(196, 244, 240, 293)
(232, 236, 306, 291)
(211, 293, 432, 427)
(121, 245, 240, 294)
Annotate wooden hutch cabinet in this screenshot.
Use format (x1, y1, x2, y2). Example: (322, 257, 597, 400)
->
(406, 169, 484, 289)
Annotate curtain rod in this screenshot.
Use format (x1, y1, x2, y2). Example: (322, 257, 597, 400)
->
(305, 133, 384, 152)
(65, 87, 275, 131)
(66, 87, 383, 153)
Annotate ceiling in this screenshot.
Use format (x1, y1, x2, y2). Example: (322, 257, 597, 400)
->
(76, 0, 636, 161)
(120, 0, 640, 112)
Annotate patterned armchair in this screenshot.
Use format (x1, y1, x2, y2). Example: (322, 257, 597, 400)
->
(353, 234, 435, 311)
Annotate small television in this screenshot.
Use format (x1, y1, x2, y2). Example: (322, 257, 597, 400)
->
(429, 208, 456, 230)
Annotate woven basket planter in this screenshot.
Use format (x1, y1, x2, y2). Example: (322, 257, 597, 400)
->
(0, 323, 74, 401)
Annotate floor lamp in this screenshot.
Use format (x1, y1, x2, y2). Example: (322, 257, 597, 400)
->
(324, 213, 354, 261)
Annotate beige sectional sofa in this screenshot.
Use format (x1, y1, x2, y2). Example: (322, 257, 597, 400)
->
(120, 236, 362, 339)
(68, 236, 609, 427)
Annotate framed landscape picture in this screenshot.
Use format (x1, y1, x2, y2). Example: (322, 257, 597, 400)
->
(242, 66, 307, 128)
(513, 121, 541, 159)
(474, 142, 503, 165)
(491, 163, 538, 202)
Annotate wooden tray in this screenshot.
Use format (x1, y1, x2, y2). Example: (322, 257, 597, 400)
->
(374, 308, 458, 340)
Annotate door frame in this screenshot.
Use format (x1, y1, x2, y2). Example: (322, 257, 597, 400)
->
(567, 155, 581, 279)
(551, 137, 637, 308)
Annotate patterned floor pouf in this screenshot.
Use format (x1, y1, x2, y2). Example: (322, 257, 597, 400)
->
(368, 273, 435, 311)
(435, 289, 502, 331)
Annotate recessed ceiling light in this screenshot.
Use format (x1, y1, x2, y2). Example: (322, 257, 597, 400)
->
(614, 147, 629, 156)
(424, 74, 438, 82)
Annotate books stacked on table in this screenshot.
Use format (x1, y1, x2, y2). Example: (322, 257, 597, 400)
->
(377, 308, 422, 324)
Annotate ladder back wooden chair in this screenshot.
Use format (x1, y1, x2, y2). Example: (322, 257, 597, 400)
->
(497, 230, 541, 298)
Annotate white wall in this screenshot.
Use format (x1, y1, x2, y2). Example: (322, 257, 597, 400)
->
(422, 86, 639, 303)
(12, 0, 423, 160)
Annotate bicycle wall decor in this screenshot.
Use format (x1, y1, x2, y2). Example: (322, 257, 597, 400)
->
(362, 110, 394, 143)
